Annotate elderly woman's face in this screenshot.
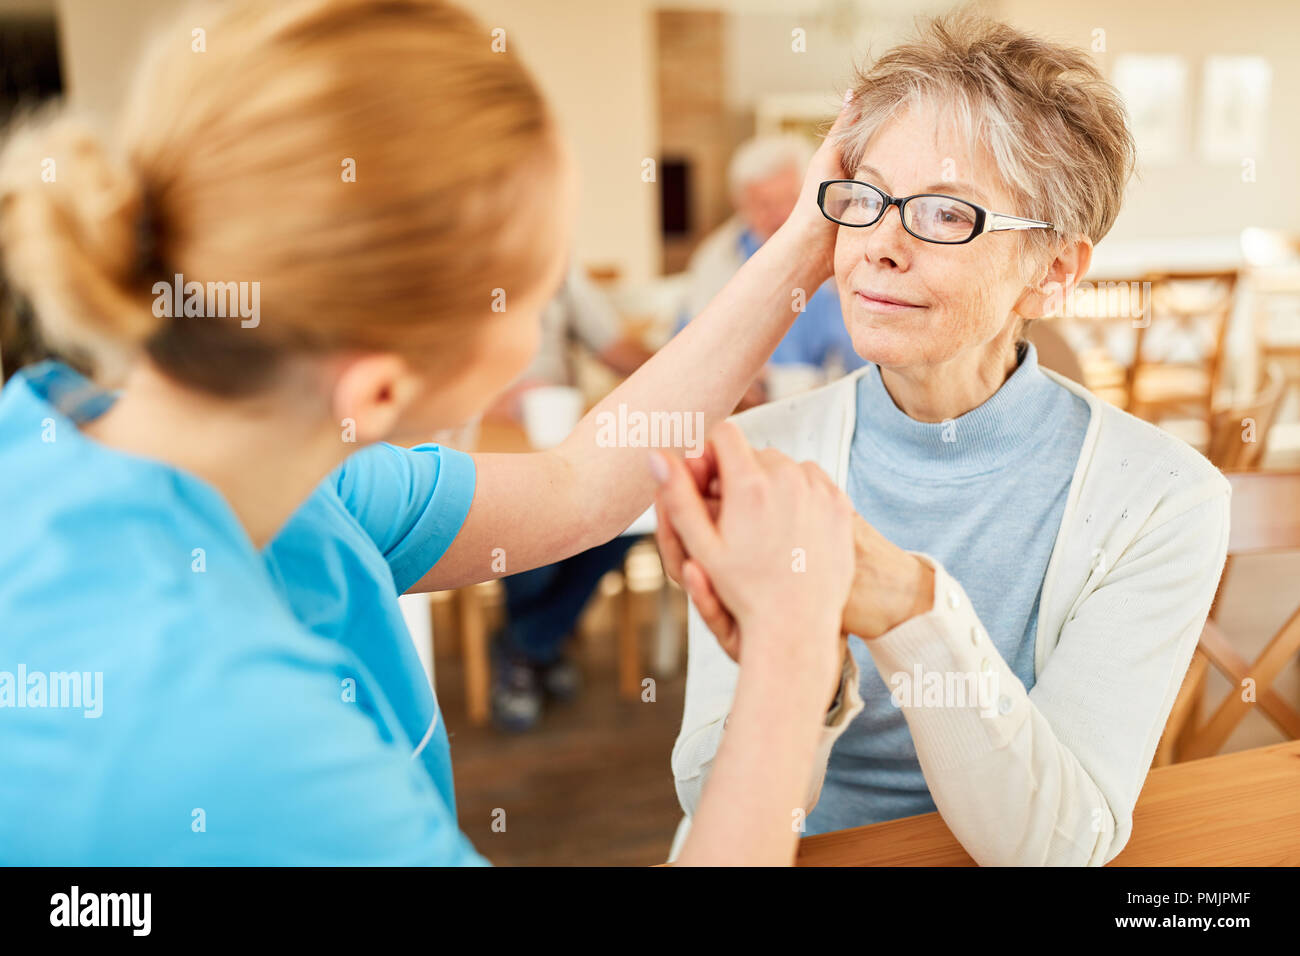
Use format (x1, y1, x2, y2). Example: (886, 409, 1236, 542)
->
(833, 102, 1036, 370)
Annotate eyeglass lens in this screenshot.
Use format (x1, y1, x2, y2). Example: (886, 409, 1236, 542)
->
(822, 181, 979, 243)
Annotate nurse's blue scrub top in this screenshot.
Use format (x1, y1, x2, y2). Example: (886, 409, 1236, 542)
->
(0, 362, 489, 864)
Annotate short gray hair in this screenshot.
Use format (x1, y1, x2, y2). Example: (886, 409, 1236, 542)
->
(834, 9, 1136, 258)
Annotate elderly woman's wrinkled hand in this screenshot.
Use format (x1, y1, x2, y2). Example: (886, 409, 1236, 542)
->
(841, 515, 936, 641)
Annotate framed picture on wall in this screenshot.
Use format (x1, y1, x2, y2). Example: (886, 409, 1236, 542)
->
(1198, 55, 1272, 164)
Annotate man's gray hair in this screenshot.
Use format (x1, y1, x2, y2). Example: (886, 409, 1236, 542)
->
(727, 135, 814, 196)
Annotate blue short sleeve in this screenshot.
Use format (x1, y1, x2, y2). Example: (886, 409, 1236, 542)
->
(95, 628, 491, 866)
(333, 442, 477, 593)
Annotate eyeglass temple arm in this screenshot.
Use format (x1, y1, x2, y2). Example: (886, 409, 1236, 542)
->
(985, 213, 1054, 234)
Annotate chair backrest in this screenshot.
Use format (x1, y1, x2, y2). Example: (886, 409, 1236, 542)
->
(1137, 268, 1238, 368)
(1248, 264, 1300, 353)
(1207, 362, 1287, 469)
(1060, 277, 1148, 354)
(1222, 470, 1300, 556)
(1054, 277, 1148, 404)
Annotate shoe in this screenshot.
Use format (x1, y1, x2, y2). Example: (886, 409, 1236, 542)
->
(539, 655, 582, 703)
(491, 649, 542, 733)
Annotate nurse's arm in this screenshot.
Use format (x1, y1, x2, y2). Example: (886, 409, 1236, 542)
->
(409, 221, 830, 592)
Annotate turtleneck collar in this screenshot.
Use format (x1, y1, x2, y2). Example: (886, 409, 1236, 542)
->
(853, 341, 1066, 478)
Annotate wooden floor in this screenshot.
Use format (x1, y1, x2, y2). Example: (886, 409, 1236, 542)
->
(436, 635, 687, 866)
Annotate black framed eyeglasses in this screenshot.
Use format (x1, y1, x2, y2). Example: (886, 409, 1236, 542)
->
(817, 179, 1053, 245)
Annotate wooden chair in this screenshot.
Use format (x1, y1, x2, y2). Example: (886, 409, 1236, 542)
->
(1252, 271, 1300, 361)
(584, 263, 622, 287)
(1055, 276, 1148, 407)
(1127, 270, 1240, 426)
(454, 580, 500, 725)
(444, 539, 668, 725)
(1156, 471, 1300, 765)
(1205, 362, 1286, 469)
(620, 538, 673, 699)
(1247, 260, 1300, 427)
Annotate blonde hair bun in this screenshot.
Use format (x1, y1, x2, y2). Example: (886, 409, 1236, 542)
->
(1, 0, 558, 392)
(0, 110, 158, 373)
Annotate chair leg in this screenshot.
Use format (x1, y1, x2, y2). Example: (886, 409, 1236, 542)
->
(458, 584, 491, 726)
(1152, 726, 1175, 768)
(1183, 607, 1300, 760)
(1175, 651, 1209, 761)
(620, 539, 666, 700)
(618, 584, 645, 700)
(1156, 649, 1207, 766)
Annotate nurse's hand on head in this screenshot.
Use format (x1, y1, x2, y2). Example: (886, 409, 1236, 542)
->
(774, 88, 861, 287)
(650, 421, 855, 705)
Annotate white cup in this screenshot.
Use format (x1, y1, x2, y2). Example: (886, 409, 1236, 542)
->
(520, 385, 584, 449)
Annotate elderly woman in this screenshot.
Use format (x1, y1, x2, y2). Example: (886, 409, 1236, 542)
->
(660, 13, 1230, 866)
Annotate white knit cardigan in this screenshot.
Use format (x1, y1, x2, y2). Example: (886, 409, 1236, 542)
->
(671, 364, 1231, 866)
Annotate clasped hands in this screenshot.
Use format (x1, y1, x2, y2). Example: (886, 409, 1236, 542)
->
(649, 421, 936, 708)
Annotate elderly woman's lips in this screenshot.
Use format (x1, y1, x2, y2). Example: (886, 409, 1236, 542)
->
(855, 291, 923, 311)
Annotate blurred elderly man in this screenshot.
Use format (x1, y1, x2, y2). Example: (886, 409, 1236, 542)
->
(680, 135, 866, 404)
(487, 263, 652, 732)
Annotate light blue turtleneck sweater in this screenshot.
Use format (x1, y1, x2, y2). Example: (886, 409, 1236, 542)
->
(804, 341, 1092, 835)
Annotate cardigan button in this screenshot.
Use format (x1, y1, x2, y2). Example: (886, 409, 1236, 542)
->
(980, 658, 992, 674)
(946, 590, 960, 610)
(997, 695, 1013, 715)
(970, 625, 980, 646)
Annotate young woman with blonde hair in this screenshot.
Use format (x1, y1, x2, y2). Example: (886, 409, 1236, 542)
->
(0, 0, 857, 865)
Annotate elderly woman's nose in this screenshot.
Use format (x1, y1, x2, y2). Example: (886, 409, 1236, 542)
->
(859, 204, 912, 268)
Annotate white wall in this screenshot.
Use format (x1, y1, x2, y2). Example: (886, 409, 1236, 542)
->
(52, 0, 176, 119)
(39, 0, 1299, 275)
(725, 1, 953, 110)
(993, 0, 1300, 245)
(463, 0, 660, 283)
(42, 0, 662, 284)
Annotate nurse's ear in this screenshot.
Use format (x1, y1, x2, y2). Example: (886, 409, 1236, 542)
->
(330, 353, 424, 446)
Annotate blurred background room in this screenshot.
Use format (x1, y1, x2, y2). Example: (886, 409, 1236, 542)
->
(2, 0, 1297, 864)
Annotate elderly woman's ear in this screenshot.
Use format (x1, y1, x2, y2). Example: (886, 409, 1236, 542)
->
(1014, 236, 1094, 321)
